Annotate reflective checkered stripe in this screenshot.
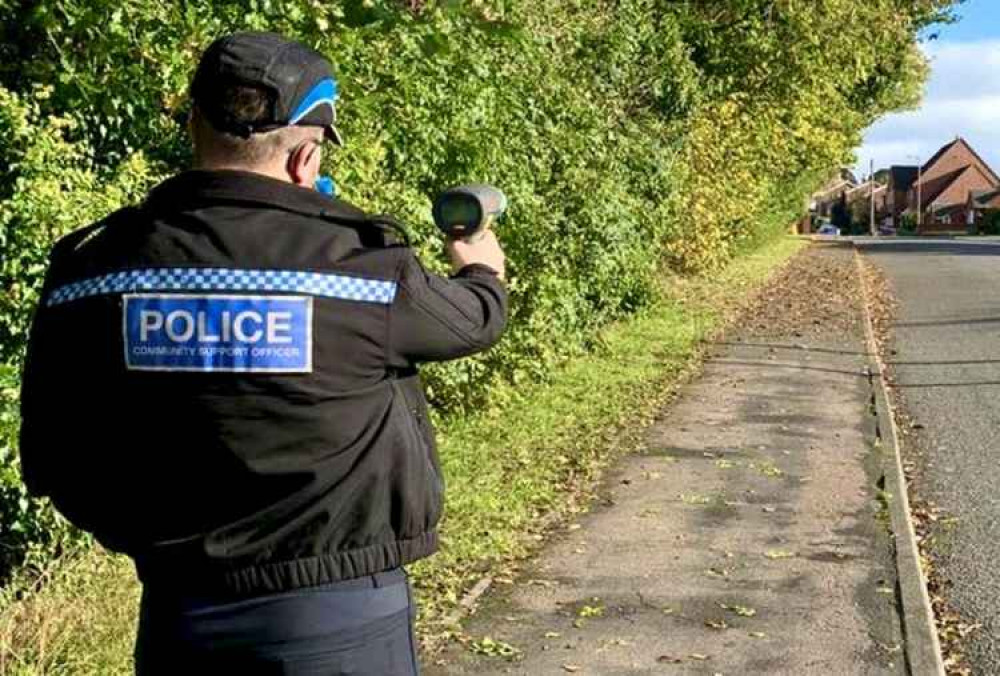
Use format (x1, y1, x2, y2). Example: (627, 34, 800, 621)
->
(46, 268, 398, 307)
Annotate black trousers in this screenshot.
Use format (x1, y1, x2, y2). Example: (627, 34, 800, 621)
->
(135, 568, 420, 675)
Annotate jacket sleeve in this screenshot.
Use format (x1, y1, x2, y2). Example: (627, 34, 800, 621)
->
(17, 231, 136, 552)
(386, 250, 508, 366)
(20, 302, 125, 551)
(19, 223, 100, 502)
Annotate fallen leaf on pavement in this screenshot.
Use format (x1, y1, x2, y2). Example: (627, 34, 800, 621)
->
(469, 637, 522, 659)
(764, 549, 795, 559)
(720, 603, 756, 617)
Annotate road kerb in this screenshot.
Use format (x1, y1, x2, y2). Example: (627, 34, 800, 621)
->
(854, 247, 946, 676)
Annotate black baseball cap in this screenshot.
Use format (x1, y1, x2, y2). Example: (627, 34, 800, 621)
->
(191, 31, 343, 145)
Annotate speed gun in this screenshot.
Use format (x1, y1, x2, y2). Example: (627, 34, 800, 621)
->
(432, 185, 507, 242)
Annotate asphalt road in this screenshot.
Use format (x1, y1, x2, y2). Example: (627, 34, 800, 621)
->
(860, 238, 1000, 675)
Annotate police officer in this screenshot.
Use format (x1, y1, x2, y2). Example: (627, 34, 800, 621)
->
(18, 32, 507, 675)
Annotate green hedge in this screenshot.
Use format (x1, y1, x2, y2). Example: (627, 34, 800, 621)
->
(0, 0, 955, 579)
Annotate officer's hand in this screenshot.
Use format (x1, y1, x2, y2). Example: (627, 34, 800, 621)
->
(447, 230, 506, 281)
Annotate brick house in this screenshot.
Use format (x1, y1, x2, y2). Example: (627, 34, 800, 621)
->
(907, 138, 1000, 234)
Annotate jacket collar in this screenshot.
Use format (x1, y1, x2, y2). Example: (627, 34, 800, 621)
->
(143, 170, 368, 223)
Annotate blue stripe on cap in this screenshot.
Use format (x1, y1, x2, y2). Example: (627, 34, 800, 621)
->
(289, 78, 339, 125)
(45, 267, 397, 306)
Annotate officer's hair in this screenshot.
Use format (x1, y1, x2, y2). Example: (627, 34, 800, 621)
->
(191, 85, 319, 167)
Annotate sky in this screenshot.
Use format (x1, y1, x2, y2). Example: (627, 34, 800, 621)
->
(855, 0, 1000, 178)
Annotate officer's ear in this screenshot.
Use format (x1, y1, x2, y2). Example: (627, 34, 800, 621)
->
(286, 138, 322, 188)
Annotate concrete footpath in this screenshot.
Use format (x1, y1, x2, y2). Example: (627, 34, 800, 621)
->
(428, 244, 906, 675)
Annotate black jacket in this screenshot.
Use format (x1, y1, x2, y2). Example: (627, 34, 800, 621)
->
(18, 170, 507, 597)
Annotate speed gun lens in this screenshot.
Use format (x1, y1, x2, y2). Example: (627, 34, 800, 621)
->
(432, 185, 507, 239)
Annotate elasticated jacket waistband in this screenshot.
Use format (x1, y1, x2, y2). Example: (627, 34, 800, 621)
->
(137, 532, 438, 599)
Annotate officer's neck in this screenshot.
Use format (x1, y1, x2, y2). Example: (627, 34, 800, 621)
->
(193, 159, 292, 184)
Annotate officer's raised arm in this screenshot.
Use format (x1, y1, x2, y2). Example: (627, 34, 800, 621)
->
(386, 237, 508, 365)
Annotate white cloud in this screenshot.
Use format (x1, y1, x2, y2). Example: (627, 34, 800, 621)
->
(923, 41, 1000, 100)
(855, 40, 1000, 176)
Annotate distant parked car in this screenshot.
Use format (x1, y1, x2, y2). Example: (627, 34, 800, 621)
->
(817, 224, 841, 236)
(878, 224, 896, 236)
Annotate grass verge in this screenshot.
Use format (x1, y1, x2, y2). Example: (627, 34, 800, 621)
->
(0, 237, 805, 674)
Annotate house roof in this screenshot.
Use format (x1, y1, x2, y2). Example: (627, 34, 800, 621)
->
(846, 181, 886, 202)
(920, 138, 959, 174)
(916, 167, 966, 207)
(915, 163, 995, 210)
(812, 179, 853, 202)
(920, 137, 1000, 186)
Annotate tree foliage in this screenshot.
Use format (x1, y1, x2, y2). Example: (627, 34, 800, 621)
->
(0, 0, 957, 576)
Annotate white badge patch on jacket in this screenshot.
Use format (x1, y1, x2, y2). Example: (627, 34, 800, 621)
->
(123, 294, 313, 373)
